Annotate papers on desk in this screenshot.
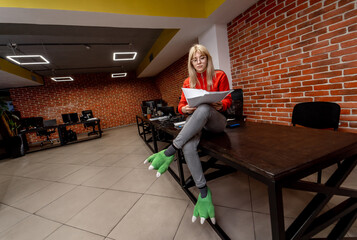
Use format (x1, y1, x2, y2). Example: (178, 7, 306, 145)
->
(182, 88, 233, 107)
(173, 121, 186, 127)
(149, 116, 169, 121)
(87, 118, 98, 121)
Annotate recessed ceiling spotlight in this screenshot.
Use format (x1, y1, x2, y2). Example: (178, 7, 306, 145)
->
(6, 55, 50, 65)
(113, 52, 137, 61)
(51, 77, 74, 82)
(111, 73, 127, 78)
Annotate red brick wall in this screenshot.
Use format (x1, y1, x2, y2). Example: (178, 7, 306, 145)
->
(228, 0, 357, 133)
(155, 54, 188, 110)
(10, 72, 161, 143)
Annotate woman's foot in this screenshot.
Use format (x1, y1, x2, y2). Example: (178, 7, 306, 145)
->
(192, 188, 215, 224)
(144, 150, 174, 177)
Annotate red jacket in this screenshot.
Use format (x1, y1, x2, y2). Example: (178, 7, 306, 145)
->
(178, 70, 232, 115)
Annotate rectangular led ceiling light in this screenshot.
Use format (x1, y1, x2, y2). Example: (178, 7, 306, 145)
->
(111, 73, 127, 78)
(51, 77, 74, 82)
(113, 52, 137, 61)
(6, 55, 50, 65)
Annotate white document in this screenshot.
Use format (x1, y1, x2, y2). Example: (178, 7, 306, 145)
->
(173, 121, 186, 127)
(182, 88, 234, 107)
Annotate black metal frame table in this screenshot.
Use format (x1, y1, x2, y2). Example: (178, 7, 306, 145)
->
(136, 115, 158, 153)
(137, 118, 357, 240)
(198, 121, 357, 240)
(58, 119, 102, 145)
(19, 125, 59, 152)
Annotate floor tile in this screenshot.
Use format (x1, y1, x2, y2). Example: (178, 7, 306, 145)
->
(252, 212, 294, 240)
(0, 175, 11, 184)
(47, 143, 88, 155)
(145, 173, 187, 200)
(0, 160, 44, 176)
(58, 166, 105, 185)
(174, 204, 220, 240)
(24, 164, 83, 181)
(127, 145, 152, 155)
(12, 182, 75, 213)
(0, 177, 51, 205)
(89, 153, 124, 167)
(36, 186, 105, 223)
(0, 205, 30, 234)
(20, 151, 57, 163)
(249, 177, 315, 218)
(108, 194, 188, 240)
(67, 190, 141, 236)
(215, 206, 255, 240)
(46, 152, 105, 165)
(45, 225, 105, 240)
(112, 154, 150, 168)
(0, 215, 60, 240)
(110, 168, 158, 193)
(348, 226, 357, 237)
(82, 167, 132, 189)
(110, 145, 138, 154)
(81, 145, 118, 154)
(208, 171, 251, 211)
(11, 163, 48, 177)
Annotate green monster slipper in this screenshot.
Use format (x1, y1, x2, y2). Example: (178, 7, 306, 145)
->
(144, 150, 174, 177)
(192, 188, 216, 224)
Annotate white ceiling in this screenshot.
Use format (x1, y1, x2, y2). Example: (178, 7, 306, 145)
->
(0, 0, 258, 89)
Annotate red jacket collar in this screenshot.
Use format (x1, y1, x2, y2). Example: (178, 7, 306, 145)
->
(196, 71, 206, 78)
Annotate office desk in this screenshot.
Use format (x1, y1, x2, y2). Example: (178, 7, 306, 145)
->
(137, 117, 357, 240)
(20, 119, 102, 151)
(136, 115, 158, 153)
(20, 126, 59, 151)
(58, 119, 102, 145)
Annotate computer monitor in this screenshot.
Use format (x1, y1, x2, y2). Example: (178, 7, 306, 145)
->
(145, 101, 155, 109)
(62, 113, 79, 123)
(158, 106, 176, 116)
(21, 117, 43, 129)
(82, 110, 94, 119)
(43, 119, 57, 127)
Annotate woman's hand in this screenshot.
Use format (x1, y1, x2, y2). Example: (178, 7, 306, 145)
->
(211, 102, 223, 111)
(182, 105, 197, 114)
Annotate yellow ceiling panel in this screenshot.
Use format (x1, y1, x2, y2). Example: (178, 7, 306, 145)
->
(0, 0, 225, 18)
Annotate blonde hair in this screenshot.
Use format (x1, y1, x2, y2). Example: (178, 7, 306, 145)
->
(187, 44, 215, 89)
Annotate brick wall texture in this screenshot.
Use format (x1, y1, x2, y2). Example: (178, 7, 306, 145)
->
(10, 73, 161, 143)
(228, 0, 357, 133)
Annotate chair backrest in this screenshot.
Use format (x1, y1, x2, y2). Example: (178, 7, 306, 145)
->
(292, 102, 340, 130)
(226, 89, 244, 120)
(82, 110, 94, 119)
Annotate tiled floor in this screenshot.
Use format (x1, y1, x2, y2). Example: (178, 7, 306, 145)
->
(0, 125, 355, 240)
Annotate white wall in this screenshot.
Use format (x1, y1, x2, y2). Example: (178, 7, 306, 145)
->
(198, 24, 232, 88)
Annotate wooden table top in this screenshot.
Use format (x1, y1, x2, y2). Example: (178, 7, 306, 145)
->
(199, 121, 357, 182)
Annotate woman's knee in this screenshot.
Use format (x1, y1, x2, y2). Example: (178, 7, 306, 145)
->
(194, 104, 211, 117)
(182, 142, 197, 154)
(196, 104, 211, 112)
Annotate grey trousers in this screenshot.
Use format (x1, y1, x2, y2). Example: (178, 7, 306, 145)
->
(173, 104, 227, 188)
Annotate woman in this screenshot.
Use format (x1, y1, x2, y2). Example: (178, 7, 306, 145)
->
(144, 44, 232, 225)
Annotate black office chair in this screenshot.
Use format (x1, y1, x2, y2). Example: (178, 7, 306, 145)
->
(226, 89, 245, 121)
(37, 119, 57, 146)
(292, 101, 341, 183)
(81, 110, 98, 136)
